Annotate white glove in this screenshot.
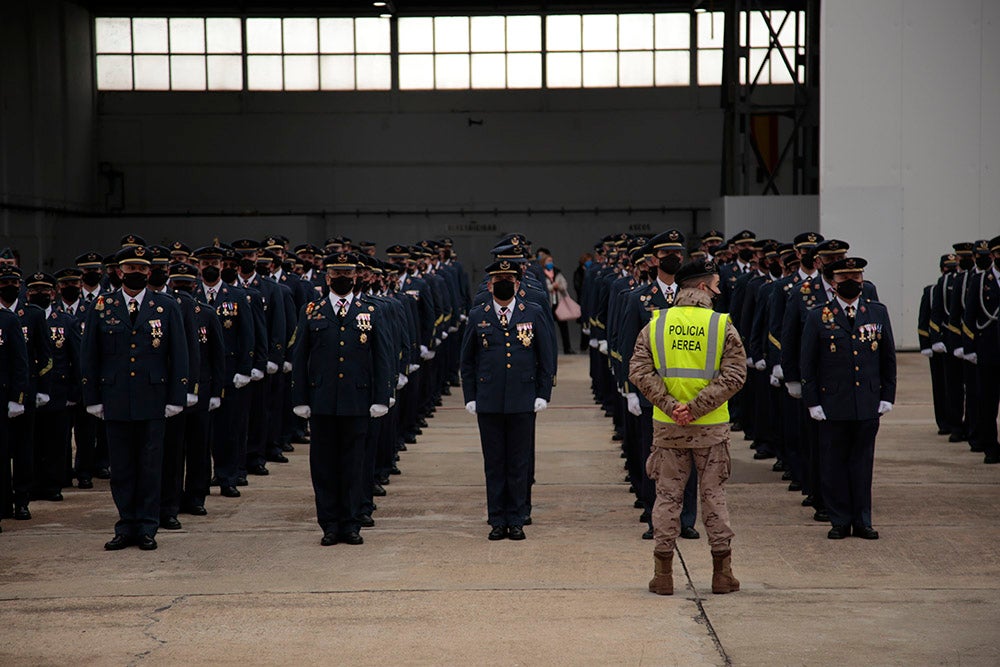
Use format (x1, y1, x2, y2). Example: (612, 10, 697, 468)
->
(598, 340, 608, 355)
(370, 404, 389, 418)
(267, 361, 279, 374)
(441, 331, 448, 340)
(754, 359, 767, 371)
(8, 401, 25, 419)
(293, 405, 311, 419)
(251, 368, 264, 381)
(186, 393, 198, 407)
(786, 381, 802, 399)
(582, 327, 591, 336)
(773, 364, 784, 380)
(932, 342, 947, 354)
(425, 350, 436, 360)
(626, 393, 642, 416)
(282, 361, 292, 373)
(66, 401, 76, 407)
(953, 347, 965, 359)
(86, 404, 104, 419)
(388, 397, 396, 408)
(877, 401, 893, 415)
(408, 364, 420, 373)
(920, 349, 933, 357)
(419, 345, 433, 360)
(165, 404, 183, 418)
(966, 352, 978, 365)
(35, 393, 50, 408)
(209, 397, 221, 411)
(465, 401, 477, 415)
(746, 357, 755, 368)
(459, 314, 468, 322)
(396, 373, 408, 390)
(589, 338, 599, 349)
(534, 398, 548, 412)
(808, 405, 827, 421)
(769, 373, 781, 387)
(233, 373, 251, 389)
(448, 326, 459, 333)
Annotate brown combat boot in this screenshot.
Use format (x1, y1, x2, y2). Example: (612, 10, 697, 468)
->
(648, 551, 673, 595)
(711, 549, 740, 594)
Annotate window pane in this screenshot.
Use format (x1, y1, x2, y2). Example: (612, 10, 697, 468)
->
(170, 55, 206, 90)
(471, 16, 505, 53)
(583, 51, 617, 87)
(435, 54, 469, 89)
(399, 54, 434, 89)
(771, 46, 796, 84)
(95, 18, 132, 53)
(96, 55, 132, 89)
(247, 55, 283, 89)
(471, 53, 505, 88)
(546, 15, 581, 51)
(746, 47, 769, 84)
(619, 50, 653, 87)
(285, 55, 319, 90)
(435, 17, 470, 53)
(546, 52, 581, 87)
(698, 48, 722, 85)
(283, 18, 318, 54)
(749, 11, 772, 48)
(507, 53, 541, 88)
(655, 50, 689, 86)
(356, 55, 390, 90)
(355, 18, 389, 53)
(206, 18, 241, 53)
(320, 54, 354, 89)
(132, 18, 167, 54)
(169, 18, 205, 54)
(582, 14, 617, 51)
(698, 12, 724, 48)
(207, 55, 242, 90)
(319, 18, 354, 54)
(507, 15, 541, 52)
(399, 17, 433, 53)
(775, 11, 797, 46)
(247, 18, 282, 53)
(133, 55, 170, 89)
(655, 13, 689, 49)
(619, 14, 653, 50)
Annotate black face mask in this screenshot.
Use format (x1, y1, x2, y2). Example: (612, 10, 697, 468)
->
(201, 266, 220, 283)
(108, 272, 122, 289)
(492, 279, 516, 301)
(834, 279, 863, 301)
(800, 252, 815, 271)
(658, 255, 682, 275)
(738, 248, 754, 262)
(28, 293, 52, 308)
(958, 256, 974, 271)
(769, 261, 783, 278)
(82, 271, 102, 287)
(122, 272, 149, 291)
(238, 258, 256, 274)
(148, 268, 168, 288)
(0, 285, 19, 303)
(60, 286, 81, 303)
(329, 275, 355, 296)
(442, 249, 452, 260)
(975, 255, 993, 271)
(220, 267, 238, 284)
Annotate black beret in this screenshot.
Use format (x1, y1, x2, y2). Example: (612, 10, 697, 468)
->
(675, 259, 719, 284)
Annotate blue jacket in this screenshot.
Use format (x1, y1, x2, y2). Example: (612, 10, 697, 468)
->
(39, 308, 81, 410)
(0, 309, 30, 405)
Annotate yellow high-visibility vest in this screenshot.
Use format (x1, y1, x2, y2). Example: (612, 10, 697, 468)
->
(649, 306, 729, 425)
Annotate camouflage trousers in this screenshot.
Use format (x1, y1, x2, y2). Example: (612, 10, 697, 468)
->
(647, 444, 735, 555)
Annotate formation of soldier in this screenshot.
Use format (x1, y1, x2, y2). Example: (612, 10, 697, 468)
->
(918, 236, 1000, 464)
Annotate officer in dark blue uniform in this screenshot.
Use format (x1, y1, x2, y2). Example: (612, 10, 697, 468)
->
(918, 255, 955, 436)
(291, 252, 394, 547)
(71, 253, 109, 486)
(801, 257, 896, 540)
(961, 235, 1000, 464)
(461, 260, 556, 541)
(0, 286, 30, 533)
(81, 245, 189, 551)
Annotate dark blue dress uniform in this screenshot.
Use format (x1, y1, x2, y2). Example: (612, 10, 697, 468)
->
(961, 236, 1000, 464)
(917, 268, 950, 435)
(461, 261, 556, 536)
(801, 258, 896, 537)
(70, 252, 109, 485)
(291, 253, 394, 543)
(0, 307, 30, 530)
(81, 246, 190, 547)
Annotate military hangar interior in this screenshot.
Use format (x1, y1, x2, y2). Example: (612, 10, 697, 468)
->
(1, 0, 998, 665)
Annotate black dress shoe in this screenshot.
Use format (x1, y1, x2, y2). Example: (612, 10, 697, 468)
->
(359, 514, 375, 528)
(781, 471, 793, 481)
(642, 528, 654, 539)
(39, 492, 64, 502)
(441, 386, 451, 396)
(236, 476, 249, 486)
(417, 418, 428, 428)
(813, 509, 830, 522)
(632, 498, 643, 509)
(522, 516, 532, 526)
(639, 510, 651, 523)
(341, 531, 364, 545)
(852, 525, 879, 540)
(488, 526, 507, 540)
(628, 485, 637, 495)
(160, 516, 182, 530)
(612, 432, 623, 442)
(138, 535, 157, 551)
(753, 450, 775, 460)
(104, 535, 133, 550)
(320, 533, 338, 546)
(94, 467, 111, 479)
(801, 495, 815, 507)
(984, 453, 1000, 464)
(248, 464, 269, 476)
(413, 427, 423, 435)
(772, 461, 787, 472)
(730, 422, 743, 432)
(372, 483, 387, 497)
(507, 526, 526, 540)
(397, 442, 408, 452)
(389, 465, 401, 475)
(78, 479, 94, 489)
(788, 481, 802, 492)
(265, 453, 289, 463)
(181, 505, 207, 516)
(948, 432, 966, 443)
(680, 526, 700, 540)
(281, 442, 295, 452)
(827, 525, 850, 540)
(13, 505, 30, 520)
(937, 428, 951, 436)
(376, 474, 390, 485)
(220, 486, 241, 498)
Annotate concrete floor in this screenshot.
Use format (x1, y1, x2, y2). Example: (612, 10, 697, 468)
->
(1, 353, 998, 666)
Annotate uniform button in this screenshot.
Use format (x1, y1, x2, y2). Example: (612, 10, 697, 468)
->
(338, 373, 344, 378)
(855, 381, 860, 386)
(505, 342, 511, 347)
(341, 327, 345, 331)
(340, 341, 345, 346)
(852, 335, 856, 340)
(506, 363, 511, 369)
(130, 343, 136, 349)
(339, 357, 344, 362)
(504, 332, 509, 337)
(130, 371, 135, 377)
(854, 366, 859, 371)
(506, 353, 511, 358)
(130, 357, 136, 362)
(853, 351, 858, 356)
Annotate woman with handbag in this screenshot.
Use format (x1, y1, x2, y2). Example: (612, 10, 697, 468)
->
(540, 251, 578, 355)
